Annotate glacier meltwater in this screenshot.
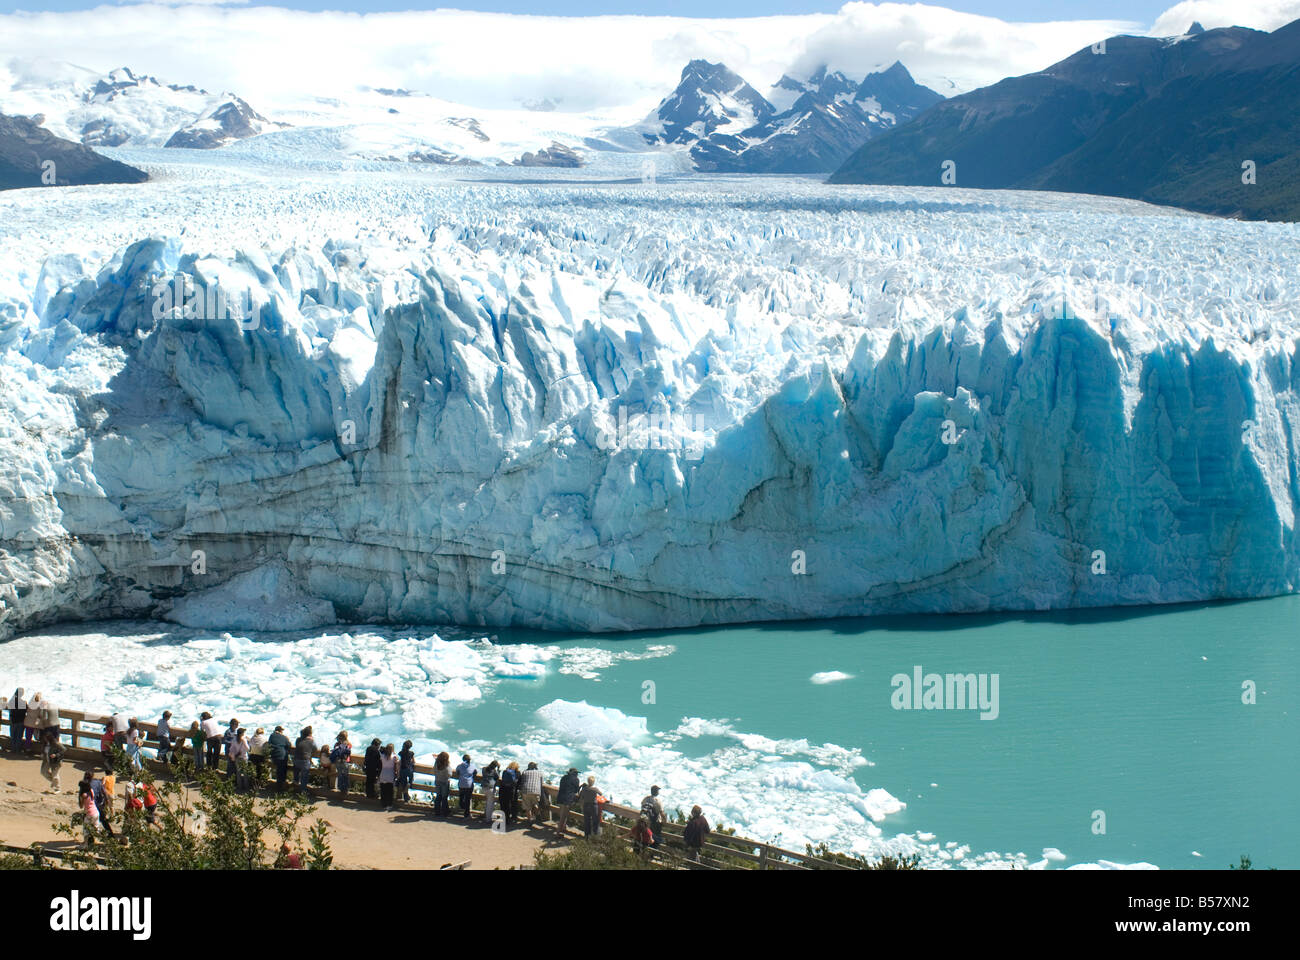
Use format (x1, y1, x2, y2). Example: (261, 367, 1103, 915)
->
(1, 169, 1300, 640)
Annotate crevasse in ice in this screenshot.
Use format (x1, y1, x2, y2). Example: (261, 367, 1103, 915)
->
(2, 176, 1298, 638)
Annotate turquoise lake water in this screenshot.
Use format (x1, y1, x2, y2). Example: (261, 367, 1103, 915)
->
(5, 596, 1294, 868)
(461, 597, 1299, 869)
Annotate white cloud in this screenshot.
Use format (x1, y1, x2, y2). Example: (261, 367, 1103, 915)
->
(787, 2, 1134, 94)
(0, 1, 1293, 116)
(1149, 0, 1300, 36)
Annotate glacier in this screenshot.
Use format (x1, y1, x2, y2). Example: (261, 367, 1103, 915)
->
(2, 162, 1300, 640)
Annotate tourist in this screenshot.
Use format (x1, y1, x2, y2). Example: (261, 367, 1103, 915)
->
(222, 718, 240, 779)
(124, 719, 144, 771)
(41, 730, 65, 792)
(37, 695, 59, 741)
(554, 767, 580, 837)
(189, 720, 205, 773)
(268, 725, 292, 790)
(640, 785, 666, 848)
(99, 723, 114, 767)
(229, 728, 251, 792)
(24, 692, 43, 748)
(249, 727, 269, 781)
(363, 738, 382, 799)
(156, 710, 173, 764)
(319, 743, 333, 791)
(200, 711, 222, 770)
(96, 769, 116, 835)
(109, 707, 129, 748)
(579, 776, 601, 838)
(142, 781, 159, 826)
(628, 815, 655, 853)
(78, 774, 99, 847)
(481, 760, 500, 825)
(433, 751, 452, 817)
(4, 688, 25, 751)
(683, 805, 711, 862)
(397, 741, 415, 803)
(275, 842, 303, 869)
(519, 762, 543, 827)
(293, 726, 316, 793)
(379, 743, 398, 811)
(499, 761, 520, 828)
(455, 754, 477, 819)
(331, 731, 352, 794)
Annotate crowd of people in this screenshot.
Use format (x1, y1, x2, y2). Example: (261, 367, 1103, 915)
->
(3, 691, 717, 861)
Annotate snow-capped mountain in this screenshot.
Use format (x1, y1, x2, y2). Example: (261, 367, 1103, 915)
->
(163, 95, 285, 149)
(0, 60, 279, 150)
(639, 59, 775, 146)
(0, 111, 147, 189)
(640, 58, 942, 174)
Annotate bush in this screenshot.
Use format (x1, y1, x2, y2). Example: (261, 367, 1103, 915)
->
(55, 750, 331, 870)
(533, 831, 665, 870)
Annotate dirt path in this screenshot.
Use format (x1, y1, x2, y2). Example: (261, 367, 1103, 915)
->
(0, 750, 568, 869)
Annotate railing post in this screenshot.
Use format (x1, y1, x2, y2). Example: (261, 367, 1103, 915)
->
(758, 844, 769, 870)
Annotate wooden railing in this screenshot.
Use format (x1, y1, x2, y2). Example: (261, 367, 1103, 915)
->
(3, 706, 856, 870)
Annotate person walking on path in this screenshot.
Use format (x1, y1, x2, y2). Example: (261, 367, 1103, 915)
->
(4, 688, 25, 752)
(684, 805, 711, 862)
(554, 767, 580, 837)
(640, 785, 666, 848)
(78, 775, 100, 847)
(41, 730, 65, 792)
(579, 776, 601, 838)
(200, 712, 222, 770)
(397, 741, 415, 803)
(455, 754, 477, 820)
(249, 727, 269, 781)
(293, 727, 316, 793)
(363, 738, 382, 800)
(4, 688, 27, 751)
(156, 711, 173, 764)
(189, 721, 205, 774)
(433, 751, 452, 817)
(499, 761, 519, 829)
(519, 762, 543, 827)
(481, 760, 500, 826)
(378, 743, 398, 811)
(268, 725, 292, 790)
(331, 732, 352, 794)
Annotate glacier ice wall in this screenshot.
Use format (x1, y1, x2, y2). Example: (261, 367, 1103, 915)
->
(2, 177, 1299, 637)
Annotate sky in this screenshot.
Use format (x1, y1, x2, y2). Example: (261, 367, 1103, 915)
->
(0, 1, 1296, 112)
(0, 1, 1181, 18)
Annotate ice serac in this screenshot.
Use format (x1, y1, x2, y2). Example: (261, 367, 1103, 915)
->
(1, 183, 1299, 638)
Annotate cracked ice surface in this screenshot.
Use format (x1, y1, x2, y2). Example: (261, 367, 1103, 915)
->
(1, 168, 1299, 641)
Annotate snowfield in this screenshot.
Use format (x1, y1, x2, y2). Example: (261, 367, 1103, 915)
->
(1, 156, 1299, 643)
